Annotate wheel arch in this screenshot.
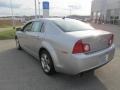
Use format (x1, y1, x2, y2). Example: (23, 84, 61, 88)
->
(38, 41, 59, 70)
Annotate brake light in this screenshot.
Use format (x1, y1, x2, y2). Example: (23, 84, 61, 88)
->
(72, 40, 90, 54)
(108, 34, 114, 45)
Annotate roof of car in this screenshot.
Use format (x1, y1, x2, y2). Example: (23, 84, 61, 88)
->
(29, 18, 73, 22)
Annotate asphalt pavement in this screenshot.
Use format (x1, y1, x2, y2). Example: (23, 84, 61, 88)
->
(0, 23, 120, 90)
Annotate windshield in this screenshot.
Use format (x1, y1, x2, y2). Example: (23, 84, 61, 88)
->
(53, 19, 94, 32)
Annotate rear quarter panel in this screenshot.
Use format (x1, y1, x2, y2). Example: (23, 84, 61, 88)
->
(43, 21, 77, 69)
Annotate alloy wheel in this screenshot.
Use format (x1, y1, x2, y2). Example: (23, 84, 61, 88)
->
(41, 53, 51, 73)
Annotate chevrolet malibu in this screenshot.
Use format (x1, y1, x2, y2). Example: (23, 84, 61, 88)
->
(15, 18, 115, 75)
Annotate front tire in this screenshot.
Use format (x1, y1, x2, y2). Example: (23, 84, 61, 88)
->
(40, 50, 55, 75)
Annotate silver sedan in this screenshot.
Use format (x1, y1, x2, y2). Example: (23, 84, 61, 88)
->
(15, 18, 115, 75)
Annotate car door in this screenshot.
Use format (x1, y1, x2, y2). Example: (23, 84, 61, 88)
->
(26, 21, 44, 57)
(18, 22, 33, 49)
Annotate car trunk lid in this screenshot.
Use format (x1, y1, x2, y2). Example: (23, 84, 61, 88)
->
(66, 30, 113, 53)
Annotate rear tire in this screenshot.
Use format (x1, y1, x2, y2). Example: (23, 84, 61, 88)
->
(40, 50, 55, 75)
(15, 38, 22, 50)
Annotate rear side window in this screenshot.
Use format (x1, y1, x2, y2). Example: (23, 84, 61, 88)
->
(32, 21, 43, 32)
(53, 19, 94, 32)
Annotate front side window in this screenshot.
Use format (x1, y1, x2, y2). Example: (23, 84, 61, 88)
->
(23, 22, 33, 32)
(53, 19, 94, 32)
(32, 21, 43, 32)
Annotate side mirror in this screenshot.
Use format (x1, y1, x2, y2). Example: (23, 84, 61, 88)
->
(16, 27, 22, 31)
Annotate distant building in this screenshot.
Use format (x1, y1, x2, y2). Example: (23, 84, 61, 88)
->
(66, 15, 90, 21)
(91, 0, 120, 24)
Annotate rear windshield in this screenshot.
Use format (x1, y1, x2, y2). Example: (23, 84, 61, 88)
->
(53, 19, 94, 32)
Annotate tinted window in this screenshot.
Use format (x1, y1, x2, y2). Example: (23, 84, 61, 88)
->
(32, 21, 43, 32)
(53, 19, 94, 32)
(23, 22, 33, 32)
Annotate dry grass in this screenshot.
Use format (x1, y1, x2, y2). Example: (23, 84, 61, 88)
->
(0, 20, 23, 28)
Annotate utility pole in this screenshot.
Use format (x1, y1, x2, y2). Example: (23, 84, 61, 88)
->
(10, 0, 15, 29)
(35, 0, 37, 19)
(38, 0, 40, 18)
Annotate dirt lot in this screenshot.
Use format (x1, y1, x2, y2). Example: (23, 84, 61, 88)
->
(0, 20, 23, 28)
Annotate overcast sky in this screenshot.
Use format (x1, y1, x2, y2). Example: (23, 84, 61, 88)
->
(0, 0, 93, 17)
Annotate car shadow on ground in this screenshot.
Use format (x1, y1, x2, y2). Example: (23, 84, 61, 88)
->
(0, 48, 107, 90)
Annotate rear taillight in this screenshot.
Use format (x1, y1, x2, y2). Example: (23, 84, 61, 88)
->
(108, 34, 114, 45)
(72, 40, 90, 54)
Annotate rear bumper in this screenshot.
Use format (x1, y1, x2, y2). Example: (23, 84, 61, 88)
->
(56, 44, 115, 75)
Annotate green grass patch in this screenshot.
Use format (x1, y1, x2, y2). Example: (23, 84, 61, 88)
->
(0, 29, 15, 40)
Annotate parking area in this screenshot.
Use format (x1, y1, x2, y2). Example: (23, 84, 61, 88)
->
(0, 23, 120, 90)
